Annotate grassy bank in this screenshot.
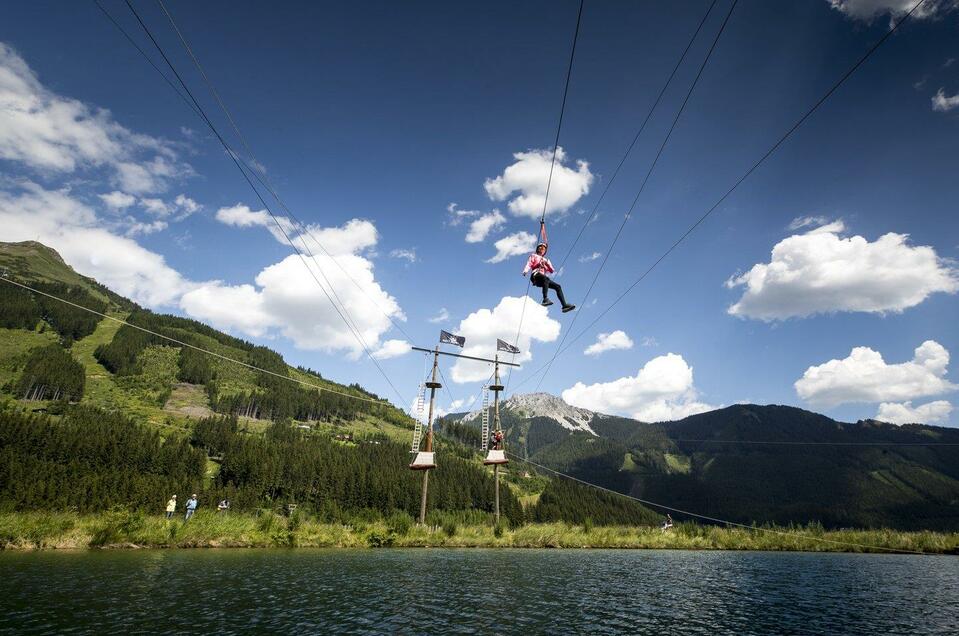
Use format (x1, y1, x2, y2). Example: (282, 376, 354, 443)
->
(1, 511, 956, 554)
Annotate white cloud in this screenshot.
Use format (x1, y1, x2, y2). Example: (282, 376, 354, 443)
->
(216, 203, 378, 258)
(876, 400, 953, 425)
(579, 251, 601, 263)
(795, 341, 958, 408)
(584, 330, 634, 356)
(0, 43, 190, 193)
(0, 181, 196, 306)
(727, 223, 959, 320)
(446, 203, 479, 226)
(450, 295, 561, 382)
(140, 197, 170, 216)
(932, 88, 959, 112)
(177, 283, 272, 336)
(448, 396, 477, 411)
(787, 215, 830, 231)
(640, 336, 659, 347)
(174, 194, 200, 216)
(465, 210, 505, 243)
(484, 147, 594, 219)
(389, 248, 417, 263)
(428, 308, 450, 324)
(372, 339, 412, 360)
(487, 231, 537, 264)
(562, 353, 717, 421)
(827, 0, 957, 23)
(98, 190, 135, 211)
(126, 219, 168, 236)
(181, 219, 404, 357)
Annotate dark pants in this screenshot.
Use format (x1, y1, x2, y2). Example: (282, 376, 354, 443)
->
(532, 273, 568, 306)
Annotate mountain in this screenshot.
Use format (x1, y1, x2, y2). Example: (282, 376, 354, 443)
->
(442, 395, 959, 530)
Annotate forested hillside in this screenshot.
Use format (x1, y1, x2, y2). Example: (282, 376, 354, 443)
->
(442, 397, 959, 530)
(0, 241, 658, 526)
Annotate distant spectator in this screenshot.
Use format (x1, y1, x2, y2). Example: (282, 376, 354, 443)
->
(165, 495, 177, 519)
(217, 499, 230, 514)
(184, 494, 198, 521)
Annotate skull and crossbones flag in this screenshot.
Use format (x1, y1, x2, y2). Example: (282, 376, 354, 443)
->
(497, 339, 520, 354)
(439, 330, 466, 347)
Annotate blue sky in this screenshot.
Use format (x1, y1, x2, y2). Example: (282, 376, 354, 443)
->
(1, 0, 957, 425)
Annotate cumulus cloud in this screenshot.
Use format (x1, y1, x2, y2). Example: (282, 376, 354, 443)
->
(372, 339, 412, 360)
(487, 231, 537, 264)
(584, 330, 634, 356)
(125, 219, 168, 236)
(428, 308, 450, 324)
(183, 218, 404, 357)
(827, 0, 958, 23)
(563, 353, 717, 421)
(0, 43, 190, 193)
(0, 181, 196, 306)
(726, 222, 958, 320)
(876, 400, 953, 425)
(140, 197, 170, 216)
(446, 203, 479, 226)
(484, 147, 593, 219)
(449, 295, 561, 382)
(98, 190, 135, 211)
(932, 88, 959, 112)
(465, 210, 506, 243)
(215, 204, 377, 257)
(795, 340, 958, 408)
(389, 248, 417, 263)
(173, 194, 200, 216)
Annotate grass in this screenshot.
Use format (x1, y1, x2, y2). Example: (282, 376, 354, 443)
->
(1, 511, 956, 554)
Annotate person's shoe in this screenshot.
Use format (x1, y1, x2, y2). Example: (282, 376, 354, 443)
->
(541, 299, 553, 307)
(562, 304, 576, 313)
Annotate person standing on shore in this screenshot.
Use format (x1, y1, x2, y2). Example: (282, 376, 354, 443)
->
(165, 495, 177, 519)
(184, 494, 198, 521)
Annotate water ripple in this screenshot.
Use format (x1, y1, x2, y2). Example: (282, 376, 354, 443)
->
(1, 549, 956, 634)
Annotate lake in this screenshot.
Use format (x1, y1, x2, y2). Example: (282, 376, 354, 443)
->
(1, 549, 956, 634)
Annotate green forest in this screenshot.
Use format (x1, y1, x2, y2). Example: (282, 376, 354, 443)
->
(0, 403, 656, 527)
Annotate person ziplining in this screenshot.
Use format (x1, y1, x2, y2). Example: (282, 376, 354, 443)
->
(522, 222, 576, 313)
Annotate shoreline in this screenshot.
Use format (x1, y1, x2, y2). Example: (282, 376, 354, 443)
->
(2, 512, 956, 554)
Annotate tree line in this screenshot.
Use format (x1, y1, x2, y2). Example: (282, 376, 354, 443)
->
(0, 282, 106, 344)
(0, 405, 205, 512)
(14, 344, 85, 402)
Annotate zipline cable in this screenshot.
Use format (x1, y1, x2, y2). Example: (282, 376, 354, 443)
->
(119, 0, 409, 405)
(552, 0, 719, 274)
(533, 0, 738, 393)
(505, 0, 585, 390)
(95, 0, 415, 347)
(507, 451, 927, 554)
(511, 0, 928, 394)
(152, 0, 416, 345)
(0, 277, 392, 407)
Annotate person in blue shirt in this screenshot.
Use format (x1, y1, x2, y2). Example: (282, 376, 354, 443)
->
(184, 494, 198, 521)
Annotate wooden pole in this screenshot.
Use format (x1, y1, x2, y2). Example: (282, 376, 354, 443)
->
(493, 354, 501, 525)
(418, 347, 440, 525)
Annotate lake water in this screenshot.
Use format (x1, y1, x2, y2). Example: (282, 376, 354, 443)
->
(1, 549, 957, 634)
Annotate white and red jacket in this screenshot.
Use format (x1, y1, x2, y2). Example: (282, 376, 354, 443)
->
(523, 253, 555, 277)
